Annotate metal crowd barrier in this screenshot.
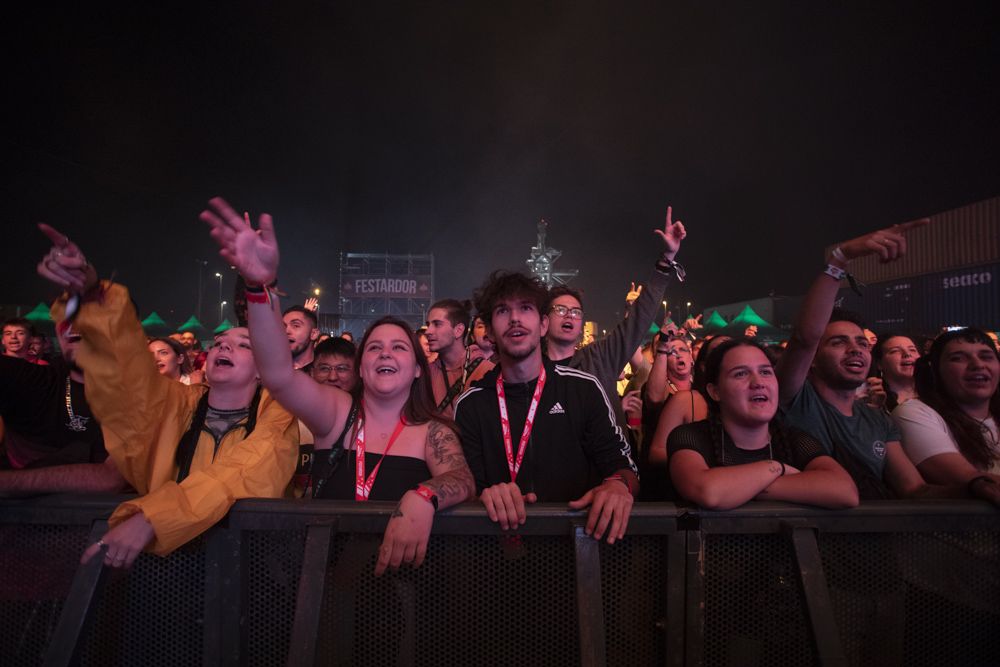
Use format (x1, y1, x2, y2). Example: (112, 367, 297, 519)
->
(1, 496, 997, 667)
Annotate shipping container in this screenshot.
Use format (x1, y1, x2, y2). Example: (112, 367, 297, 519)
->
(836, 261, 1000, 335)
(825, 197, 1000, 285)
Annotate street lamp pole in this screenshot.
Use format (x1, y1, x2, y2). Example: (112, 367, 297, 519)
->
(215, 273, 224, 323)
(195, 260, 208, 321)
(220, 300, 227, 324)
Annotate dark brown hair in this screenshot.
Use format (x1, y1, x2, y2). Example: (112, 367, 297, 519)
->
(473, 271, 550, 326)
(915, 328, 1000, 471)
(356, 316, 449, 427)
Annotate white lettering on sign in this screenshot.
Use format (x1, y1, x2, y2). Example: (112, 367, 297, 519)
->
(354, 278, 419, 295)
(942, 271, 992, 290)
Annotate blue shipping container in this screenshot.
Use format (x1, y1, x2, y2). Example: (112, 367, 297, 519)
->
(837, 262, 1000, 334)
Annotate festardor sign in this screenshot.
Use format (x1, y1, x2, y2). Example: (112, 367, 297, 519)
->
(342, 277, 432, 298)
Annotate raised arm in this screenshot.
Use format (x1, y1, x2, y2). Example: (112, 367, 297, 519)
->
(37, 225, 195, 491)
(200, 197, 351, 442)
(575, 206, 686, 380)
(644, 335, 673, 405)
(777, 219, 928, 406)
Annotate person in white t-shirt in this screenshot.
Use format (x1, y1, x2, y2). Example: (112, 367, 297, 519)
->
(893, 328, 1000, 498)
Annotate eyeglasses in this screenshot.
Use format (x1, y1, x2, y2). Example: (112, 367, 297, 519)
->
(551, 305, 584, 320)
(316, 364, 354, 374)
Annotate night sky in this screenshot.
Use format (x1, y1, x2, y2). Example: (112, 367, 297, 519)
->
(3, 2, 998, 330)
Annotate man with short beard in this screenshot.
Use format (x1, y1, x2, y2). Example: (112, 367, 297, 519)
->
(0, 322, 124, 494)
(778, 220, 998, 503)
(283, 305, 320, 371)
(425, 299, 492, 416)
(455, 271, 638, 543)
(544, 206, 687, 429)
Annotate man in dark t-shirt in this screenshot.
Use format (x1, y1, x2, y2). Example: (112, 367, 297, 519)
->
(0, 323, 124, 494)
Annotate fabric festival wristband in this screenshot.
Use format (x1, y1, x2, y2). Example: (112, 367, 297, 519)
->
(245, 287, 272, 305)
(413, 484, 439, 510)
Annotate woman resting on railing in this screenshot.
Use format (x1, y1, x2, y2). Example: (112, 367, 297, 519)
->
(893, 328, 1000, 495)
(668, 338, 859, 510)
(202, 197, 475, 576)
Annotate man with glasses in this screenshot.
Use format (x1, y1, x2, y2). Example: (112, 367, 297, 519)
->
(310, 337, 357, 393)
(544, 205, 688, 429)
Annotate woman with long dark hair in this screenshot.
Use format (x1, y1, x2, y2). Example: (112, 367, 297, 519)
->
(148, 336, 203, 384)
(203, 197, 475, 575)
(871, 333, 919, 411)
(668, 338, 858, 510)
(894, 328, 1000, 489)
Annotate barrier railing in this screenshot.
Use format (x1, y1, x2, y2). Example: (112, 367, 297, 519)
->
(1, 496, 997, 667)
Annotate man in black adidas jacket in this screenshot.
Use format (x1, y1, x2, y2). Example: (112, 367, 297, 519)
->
(455, 271, 638, 544)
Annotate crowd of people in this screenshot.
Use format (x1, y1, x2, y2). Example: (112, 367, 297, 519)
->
(1, 199, 998, 576)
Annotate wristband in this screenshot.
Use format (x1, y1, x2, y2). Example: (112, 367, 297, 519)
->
(655, 258, 686, 283)
(412, 484, 438, 510)
(779, 461, 786, 477)
(245, 285, 273, 305)
(824, 264, 846, 281)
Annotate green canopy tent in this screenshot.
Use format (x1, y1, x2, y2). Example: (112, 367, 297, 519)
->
(23, 302, 55, 335)
(699, 310, 728, 334)
(720, 305, 786, 342)
(177, 315, 210, 342)
(213, 318, 234, 335)
(140, 312, 173, 337)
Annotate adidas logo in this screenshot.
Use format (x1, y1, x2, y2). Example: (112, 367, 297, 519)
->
(548, 402, 565, 415)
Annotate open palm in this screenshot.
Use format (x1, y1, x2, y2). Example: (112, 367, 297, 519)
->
(200, 197, 280, 286)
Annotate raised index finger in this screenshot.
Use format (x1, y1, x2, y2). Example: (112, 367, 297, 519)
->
(38, 223, 71, 248)
(894, 218, 930, 233)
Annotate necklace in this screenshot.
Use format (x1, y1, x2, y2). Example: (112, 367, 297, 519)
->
(65, 377, 89, 432)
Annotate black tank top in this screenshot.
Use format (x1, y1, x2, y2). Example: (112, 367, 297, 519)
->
(315, 451, 430, 501)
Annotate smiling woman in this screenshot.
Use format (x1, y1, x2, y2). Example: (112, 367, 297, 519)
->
(35, 223, 299, 570)
(668, 338, 859, 510)
(894, 328, 1000, 484)
(201, 197, 476, 576)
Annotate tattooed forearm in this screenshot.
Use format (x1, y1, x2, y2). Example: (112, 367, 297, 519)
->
(422, 421, 475, 506)
(427, 421, 466, 467)
(391, 505, 404, 518)
(424, 470, 474, 503)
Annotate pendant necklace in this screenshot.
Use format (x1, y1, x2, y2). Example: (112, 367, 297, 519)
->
(65, 377, 89, 433)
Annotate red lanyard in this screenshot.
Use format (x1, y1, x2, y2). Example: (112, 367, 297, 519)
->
(496, 366, 546, 483)
(354, 407, 407, 501)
